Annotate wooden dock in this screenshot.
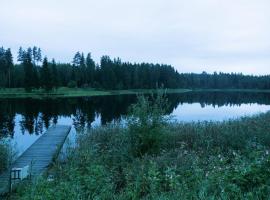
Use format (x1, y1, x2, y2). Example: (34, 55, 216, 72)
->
(0, 125, 71, 195)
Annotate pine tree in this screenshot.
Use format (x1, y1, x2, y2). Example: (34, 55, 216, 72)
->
(0, 47, 6, 71)
(23, 51, 34, 91)
(27, 48, 32, 62)
(79, 53, 87, 86)
(0, 47, 7, 87)
(86, 53, 96, 86)
(41, 57, 52, 91)
(17, 47, 25, 62)
(51, 59, 59, 89)
(72, 52, 81, 67)
(100, 55, 116, 89)
(5, 48, 13, 88)
(36, 48, 42, 65)
(32, 46, 38, 65)
(80, 53, 85, 67)
(71, 52, 81, 86)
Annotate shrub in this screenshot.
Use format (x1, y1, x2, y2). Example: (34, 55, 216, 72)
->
(127, 93, 168, 157)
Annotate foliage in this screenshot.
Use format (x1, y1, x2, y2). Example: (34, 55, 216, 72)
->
(11, 94, 270, 199)
(40, 57, 53, 91)
(128, 93, 168, 157)
(1, 47, 270, 90)
(0, 142, 8, 173)
(67, 80, 77, 88)
(0, 47, 13, 89)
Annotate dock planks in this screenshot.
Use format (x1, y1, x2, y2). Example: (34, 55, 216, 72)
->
(0, 125, 71, 195)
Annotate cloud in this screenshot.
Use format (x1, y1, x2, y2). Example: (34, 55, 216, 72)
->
(0, 0, 269, 74)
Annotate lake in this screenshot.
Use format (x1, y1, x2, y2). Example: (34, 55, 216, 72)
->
(1, 91, 270, 157)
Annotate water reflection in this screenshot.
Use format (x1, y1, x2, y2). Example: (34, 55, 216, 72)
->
(0, 92, 270, 140)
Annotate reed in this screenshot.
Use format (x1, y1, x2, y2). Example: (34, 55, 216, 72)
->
(12, 96, 270, 199)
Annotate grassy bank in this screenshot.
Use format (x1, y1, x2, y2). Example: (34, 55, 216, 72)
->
(11, 95, 270, 199)
(0, 88, 191, 99)
(1, 87, 270, 99)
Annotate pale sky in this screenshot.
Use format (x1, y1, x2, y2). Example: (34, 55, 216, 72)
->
(1, 0, 270, 74)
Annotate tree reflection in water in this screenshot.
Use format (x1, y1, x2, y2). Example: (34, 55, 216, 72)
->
(0, 92, 270, 139)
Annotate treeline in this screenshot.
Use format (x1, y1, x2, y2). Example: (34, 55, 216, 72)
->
(178, 72, 270, 89)
(0, 46, 270, 91)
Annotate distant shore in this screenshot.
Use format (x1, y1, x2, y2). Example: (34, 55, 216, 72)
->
(0, 87, 270, 99)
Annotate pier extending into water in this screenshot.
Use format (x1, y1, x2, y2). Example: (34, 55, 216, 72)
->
(0, 125, 71, 195)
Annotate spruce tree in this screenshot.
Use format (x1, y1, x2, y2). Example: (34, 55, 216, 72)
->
(5, 49, 13, 88)
(100, 55, 116, 89)
(41, 57, 52, 91)
(0, 47, 7, 87)
(27, 48, 32, 61)
(51, 59, 59, 89)
(86, 53, 96, 86)
(79, 53, 86, 86)
(17, 47, 25, 62)
(37, 48, 42, 65)
(23, 51, 34, 91)
(32, 46, 38, 65)
(72, 52, 81, 67)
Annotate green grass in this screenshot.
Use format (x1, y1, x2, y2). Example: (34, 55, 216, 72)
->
(11, 95, 270, 199)
(0, 87, 192, 99)
(1, 87, 270, 99)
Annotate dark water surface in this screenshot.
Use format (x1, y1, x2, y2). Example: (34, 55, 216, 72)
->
(1, 92, 270, 156)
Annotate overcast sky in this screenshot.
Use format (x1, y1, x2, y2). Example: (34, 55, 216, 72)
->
(1, 0, 270, 74)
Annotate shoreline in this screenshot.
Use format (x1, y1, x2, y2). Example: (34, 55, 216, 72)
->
(0, 88, 270, 99)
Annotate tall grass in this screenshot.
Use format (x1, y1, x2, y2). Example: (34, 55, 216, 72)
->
(12, 95, 270, 199)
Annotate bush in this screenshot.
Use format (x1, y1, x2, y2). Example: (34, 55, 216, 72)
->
(128, 93, 168, 157)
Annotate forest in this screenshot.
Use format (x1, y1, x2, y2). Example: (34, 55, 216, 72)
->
(0, 46, 270, 91)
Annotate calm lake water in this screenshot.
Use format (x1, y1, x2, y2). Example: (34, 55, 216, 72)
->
(1, 91, 270, 157)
